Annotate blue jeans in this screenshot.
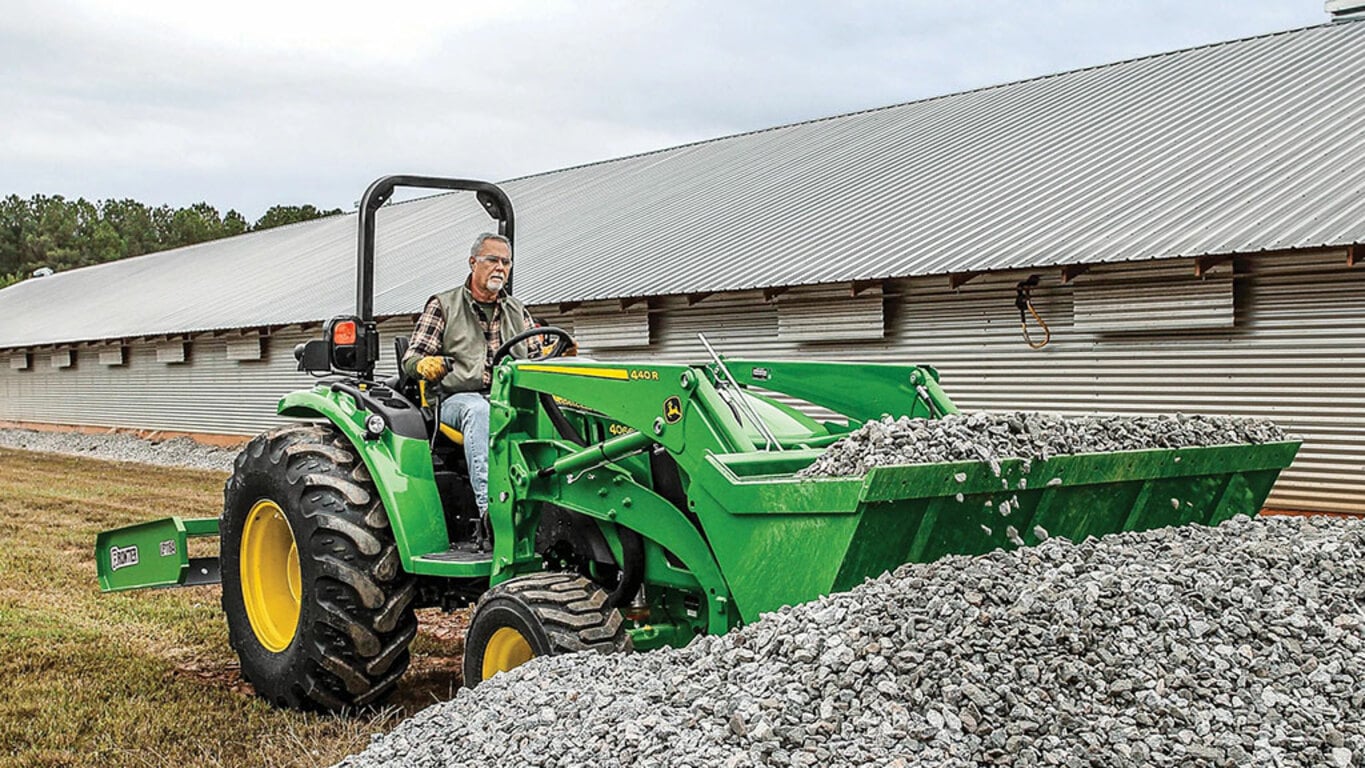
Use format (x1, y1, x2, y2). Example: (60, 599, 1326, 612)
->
(439, 392, 490, 514)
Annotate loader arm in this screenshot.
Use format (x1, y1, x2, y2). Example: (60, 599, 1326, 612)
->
(726, 359, 958, 421)
(487, 360, 755, 632)
(488, 358, 953, 627)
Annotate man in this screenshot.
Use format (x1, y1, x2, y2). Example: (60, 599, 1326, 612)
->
(402, 232, 540, 545)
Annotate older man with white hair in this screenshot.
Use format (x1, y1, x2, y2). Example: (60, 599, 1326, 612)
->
(402, 232, 541, 544)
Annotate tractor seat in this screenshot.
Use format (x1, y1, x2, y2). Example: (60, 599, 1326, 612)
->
(394, 336, 465, 447)
(438, 423, 465, 446)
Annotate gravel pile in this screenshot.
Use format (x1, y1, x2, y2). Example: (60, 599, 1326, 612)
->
(799, 412, 1288, 478)
(0, 427, 239, 472)
(339, 515, 1364, 768)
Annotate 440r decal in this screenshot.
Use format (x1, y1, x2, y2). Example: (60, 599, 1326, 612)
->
(520, 364, 662, 382)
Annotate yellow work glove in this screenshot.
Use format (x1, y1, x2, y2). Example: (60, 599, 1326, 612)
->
(415, 356, 448, 381)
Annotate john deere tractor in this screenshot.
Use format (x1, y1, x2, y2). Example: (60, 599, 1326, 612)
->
(96, 176, 1301, 711)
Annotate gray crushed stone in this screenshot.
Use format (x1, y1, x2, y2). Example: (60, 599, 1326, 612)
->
(338, 515, 1364, 768)
(0, 427, 238, 472)
(798, 412, 1288, 478)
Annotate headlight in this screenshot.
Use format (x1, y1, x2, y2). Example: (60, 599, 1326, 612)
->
(364, 413, 387, 440)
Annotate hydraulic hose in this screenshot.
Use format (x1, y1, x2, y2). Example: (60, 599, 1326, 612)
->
(540, 392, 586, 447)
(538, 389, 644, 611)
(606, 527, 645, 610)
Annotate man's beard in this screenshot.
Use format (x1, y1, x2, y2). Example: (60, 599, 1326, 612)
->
(485, 275, 505, 293)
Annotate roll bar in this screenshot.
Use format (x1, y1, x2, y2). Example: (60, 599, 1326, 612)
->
(356, 175, 515, 322)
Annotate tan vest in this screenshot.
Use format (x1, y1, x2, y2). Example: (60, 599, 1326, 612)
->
(431, 284, 529, 393)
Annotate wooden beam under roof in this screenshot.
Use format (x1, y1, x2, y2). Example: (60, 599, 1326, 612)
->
(762, 286, 790, 302)
(1060, 264, 1092, 283)
(851, 280, 882, 296)
(1349, 243, 1360, 267)
(686, 292, 713, 306)
(948, 272, 982, 289)
(557, 301, 582, 314)
(1195, 254, 1235, 277)
(619, 296, 648, 311)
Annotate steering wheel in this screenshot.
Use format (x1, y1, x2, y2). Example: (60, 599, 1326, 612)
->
(492, 325, 575, 366)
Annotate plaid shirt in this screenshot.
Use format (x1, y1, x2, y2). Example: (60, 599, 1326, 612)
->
(407, 295, 542, 389)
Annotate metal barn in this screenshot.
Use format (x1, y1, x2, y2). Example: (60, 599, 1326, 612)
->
(2, 21, 1363, 513)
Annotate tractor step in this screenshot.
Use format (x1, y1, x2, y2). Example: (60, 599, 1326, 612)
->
(418, 543, 494, 563)
(409, 542, 495, 577)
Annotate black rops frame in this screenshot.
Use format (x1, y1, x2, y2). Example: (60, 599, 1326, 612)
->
(357, 175, 515, 321)
(324, 175, 516, 380)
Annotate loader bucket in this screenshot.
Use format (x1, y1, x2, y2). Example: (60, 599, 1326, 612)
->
(96, 516, 221, 592)
(695, 440, 1300, 622)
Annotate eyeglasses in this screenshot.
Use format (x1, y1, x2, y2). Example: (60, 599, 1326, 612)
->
(475, 255, 512, 267)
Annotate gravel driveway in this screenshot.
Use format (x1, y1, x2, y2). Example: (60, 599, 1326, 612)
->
(0, 427, 239, 472)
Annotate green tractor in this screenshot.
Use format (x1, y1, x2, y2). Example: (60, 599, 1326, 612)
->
(96, 176, 1301, 711)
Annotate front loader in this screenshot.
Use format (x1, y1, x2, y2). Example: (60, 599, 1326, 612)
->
(95, 176, 1301, 712)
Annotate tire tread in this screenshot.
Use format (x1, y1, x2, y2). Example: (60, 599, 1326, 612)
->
(220, 423, 417, 712)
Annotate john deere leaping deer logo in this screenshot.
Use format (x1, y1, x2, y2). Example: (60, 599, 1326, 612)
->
(663, 396, 683, 424)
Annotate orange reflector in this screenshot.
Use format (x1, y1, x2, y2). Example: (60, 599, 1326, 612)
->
(333, 321, 357, 345)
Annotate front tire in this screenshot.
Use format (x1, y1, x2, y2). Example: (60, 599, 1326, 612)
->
(462, 572, 631, 687)
(221, 423, 417, 711)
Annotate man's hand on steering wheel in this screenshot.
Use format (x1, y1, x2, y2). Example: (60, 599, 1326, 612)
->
(491, 326, 576, 366)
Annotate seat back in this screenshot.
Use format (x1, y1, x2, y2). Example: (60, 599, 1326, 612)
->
(393, 337, 413, 391)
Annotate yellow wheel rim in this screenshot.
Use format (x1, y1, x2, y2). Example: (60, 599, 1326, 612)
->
(482, 626, 535, 680)
(241, 499, 301, 653)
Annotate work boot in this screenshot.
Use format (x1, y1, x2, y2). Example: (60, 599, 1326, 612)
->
(473, 510, 492, 552)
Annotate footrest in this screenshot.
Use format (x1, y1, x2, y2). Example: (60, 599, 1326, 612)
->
(419, 544, 494, 564)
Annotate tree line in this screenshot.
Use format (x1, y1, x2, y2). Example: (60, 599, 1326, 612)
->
(0, 195, 344, 289)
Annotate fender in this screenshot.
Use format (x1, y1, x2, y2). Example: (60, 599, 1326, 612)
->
(278, 386, 451, 569)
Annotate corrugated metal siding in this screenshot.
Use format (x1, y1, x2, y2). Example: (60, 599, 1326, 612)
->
(1, 253, 1360, 514)
(0, 318, 415, 436)
(886, 257, 1361, 517)
(97, 347, 126, 366)
(156, 341, 187, 364)
(586, 252, 1364, 514)
(4, 23, 1365, 350)
(571, 305, 650, 349)
(1073, 275, 1234, 332)
(224, 335, 264, 361)
(626, 294, 782, 362)
(534, 313, 575, 338)
(777, 284, 885, 342)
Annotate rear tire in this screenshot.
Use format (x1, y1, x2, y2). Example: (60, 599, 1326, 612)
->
(462, 572, 631, 687)
(221, 423, 417, 711)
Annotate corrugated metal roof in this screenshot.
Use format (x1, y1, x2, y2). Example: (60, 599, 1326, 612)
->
(4, 21, 1365, 349)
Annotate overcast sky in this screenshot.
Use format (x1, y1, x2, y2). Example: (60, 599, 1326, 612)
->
(0, 1, 1331, 219)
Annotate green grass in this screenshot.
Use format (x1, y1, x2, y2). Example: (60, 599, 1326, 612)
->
(0, 448, 466, 768)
